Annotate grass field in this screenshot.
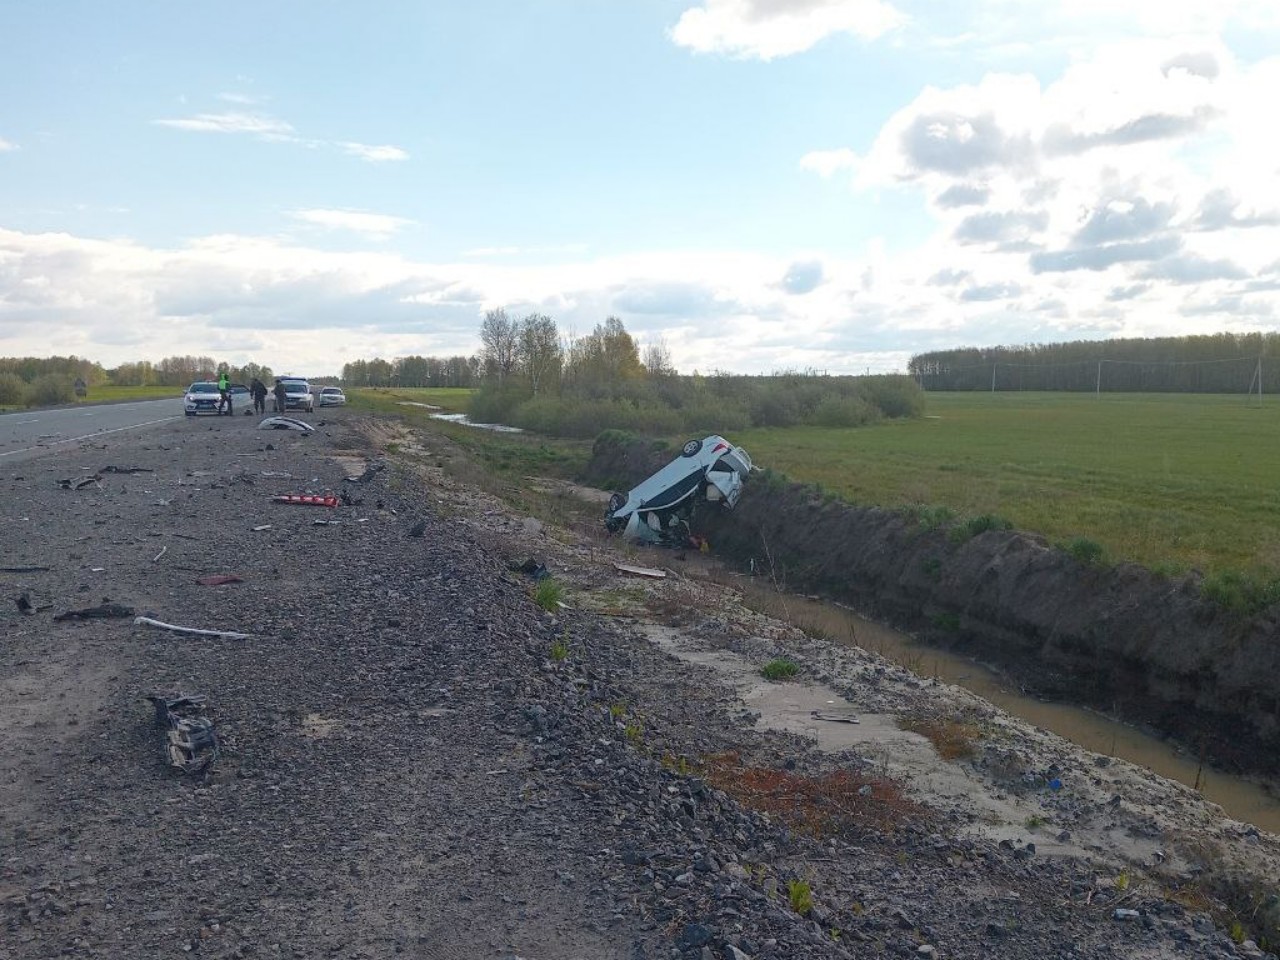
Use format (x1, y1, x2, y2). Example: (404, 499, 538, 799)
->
(78, 385, 182, 402)
(346, 386, 474, 414)
(736, 392, 1280, 582)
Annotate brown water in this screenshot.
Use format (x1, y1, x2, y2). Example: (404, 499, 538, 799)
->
(714, 574, 1280, 833)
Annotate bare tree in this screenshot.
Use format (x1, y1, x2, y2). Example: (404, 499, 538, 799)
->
(517, 313, 563, 396)
(642, 336, 675, 377)
(479, 308, 519, 384)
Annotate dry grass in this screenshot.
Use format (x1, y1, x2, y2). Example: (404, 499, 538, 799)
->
(900, 716, 981, 760)
(701, 751, 927, 838)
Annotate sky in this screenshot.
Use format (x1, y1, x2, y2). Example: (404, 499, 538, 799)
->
(1, 0, 1278, 377)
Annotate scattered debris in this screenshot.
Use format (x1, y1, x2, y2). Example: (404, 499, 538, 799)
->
(257, 416, 315, 433)
(133, 616, 253, 640)
(339, 490, 363, 506)
(251, 524, 272, 532)
(100, 465, 154, 474)
(272, 494, 339, 507)
(810, 710, 861, 725)
(344, 461, 386, 484)
(313, 519, 341, 525)
(15, 592, 50, 615)
(510, 557, 550, 580)
(152, 546, 167, 562)
(613, 562, 667, 579)
(0, 565, 51, 573)
(58, 475, 103, 491)
(261, 471, 293, 478)
(146, 694, 220, 774)
(53, 602, 136, 621)
(605, 435, 753, 545)
(196, 574, 245, 586)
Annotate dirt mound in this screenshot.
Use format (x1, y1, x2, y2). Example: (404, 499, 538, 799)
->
(585, 433, 1280, 779)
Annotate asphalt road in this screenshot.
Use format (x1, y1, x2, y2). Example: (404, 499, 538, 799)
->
(0, 399, 183, 465)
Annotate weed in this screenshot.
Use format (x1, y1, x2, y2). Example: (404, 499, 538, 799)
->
(903, 504, 955, 531)
(1025, 814, 1046, 830)
(901, 716, 980, 761)
(609, 703, 626, 720)
(550, 630, 570, 661)
(761, 658, 800, 681)
(949, 513, 1014, 543)
(1115, 869, 1130, 893)
(1062, 536, 1107, 567)
(1201, 570, 1280, 616)
(661, 753, 694, 776)
(930, 612, 960, 631)
(1229, 921, 1245, 944)
(788, 878, 813, 916)
(624, 721, 643, 744)
(533, 578, 563, 611)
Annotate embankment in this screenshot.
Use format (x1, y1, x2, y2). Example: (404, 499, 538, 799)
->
(584, 433, 1280, 781)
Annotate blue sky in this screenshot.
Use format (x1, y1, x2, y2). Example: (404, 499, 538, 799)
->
(2, 1, 1278, 375)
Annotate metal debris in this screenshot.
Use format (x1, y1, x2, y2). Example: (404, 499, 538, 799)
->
(133, 616, 253, 640)
(58, 475, 103, 491)
(273, 494, 339, 507)
(53, 602, 136, 621)
(256, 416, 315, 433)
(147, 694, 220, 774)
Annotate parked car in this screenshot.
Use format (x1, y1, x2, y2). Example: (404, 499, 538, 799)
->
(281, 378, 314, 413)
(317, 386, 347, 407)
(604, 435, 753, 545)
(183, 381, 223, 416)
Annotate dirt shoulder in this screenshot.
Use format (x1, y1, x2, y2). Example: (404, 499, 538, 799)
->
(1, 411, 1275, 959)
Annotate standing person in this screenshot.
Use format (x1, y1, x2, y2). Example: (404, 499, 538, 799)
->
(217, 371, 232, 416)
(272, 378, 287, 414)
(250, 378, 268, 415)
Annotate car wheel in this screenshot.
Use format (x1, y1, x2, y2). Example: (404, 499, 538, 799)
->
(607, 492, 626, 514)
(681, 438, 703, 457)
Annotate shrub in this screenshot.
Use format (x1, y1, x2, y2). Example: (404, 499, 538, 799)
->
(812, 394, 878, 428)
(857, 375, 925, 419)
(1062, 536, 1106, 567)
(0, 372, 26, 406)
(904, 504, 955, 531)
(25, 374, 74, 407)
(533, 578, 563, 611)
(761, 658, 800, 681)
(1201, 571, 1280, 616)
(787, 879, 813, 916)
(949, 513, 1013, 543)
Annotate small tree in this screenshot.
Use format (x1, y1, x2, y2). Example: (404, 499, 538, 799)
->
(479, 308, 519, 384)
(517, 313, 563, 396)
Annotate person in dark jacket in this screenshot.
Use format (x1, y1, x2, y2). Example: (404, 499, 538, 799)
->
(250, 378, 268, 415)
(272, 378, 287, 414)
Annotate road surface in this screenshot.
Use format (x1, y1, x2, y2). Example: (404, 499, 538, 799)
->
(0, 399, 182, 465)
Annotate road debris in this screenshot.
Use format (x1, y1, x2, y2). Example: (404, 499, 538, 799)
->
(58, 475, 103, 491)
(100, 466, 154, 474)
(810, 710, 861, 724)
(251, 524, 272, 532)
(53, 602, 136, 621)
(195, 574, 245, 586)
(510, 557, 549, 580)
(0, 565, 52, 573)
(133, 616, 253, 640)
(257, 416, 315, 433)
(152, 546, 167, 562)
(146, 694, 220, 774)
(273, 494, 339, 507)
(613, 562, 667, 579)
(344, 461, 386, 484)
(15, 592, 51, 615)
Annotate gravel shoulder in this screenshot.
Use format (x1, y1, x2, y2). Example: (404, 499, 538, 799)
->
(1, 410, 1276, 959)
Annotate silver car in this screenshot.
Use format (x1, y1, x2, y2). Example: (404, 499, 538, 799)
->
(605, 435, 753, 544)
(281, 378, 314, 413)
(318, 386, 347, 407)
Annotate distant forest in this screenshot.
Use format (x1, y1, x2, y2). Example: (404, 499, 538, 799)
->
(909, 333, 1279, 393)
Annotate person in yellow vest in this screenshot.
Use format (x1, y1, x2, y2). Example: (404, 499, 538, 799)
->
(217, 371, 232, 416)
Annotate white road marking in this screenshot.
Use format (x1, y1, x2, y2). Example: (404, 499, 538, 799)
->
(0, 415, 182, 459)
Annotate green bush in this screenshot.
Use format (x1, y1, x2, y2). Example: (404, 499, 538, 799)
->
(1201, 571, 1280, 616)
(1062, 536, 1106, 567)
(0, 372, 26, 406)
(761, 658, 800, 681)
(949, 513, 1014, 543)
(25, 374, 74, 407)
(812, 394, 878, 427)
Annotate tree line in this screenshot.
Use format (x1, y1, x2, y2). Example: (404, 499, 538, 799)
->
(0, 354, 280, 407)
(340, 355, 479, 388)
(910, 333, 1280, 393)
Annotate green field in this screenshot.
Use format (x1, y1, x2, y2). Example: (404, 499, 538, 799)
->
(77, 385, 182, 402)
(736, 392, 1280, 581)
(347, 386, 474, 414)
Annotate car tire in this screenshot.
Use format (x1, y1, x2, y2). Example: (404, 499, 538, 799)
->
(681, 439, 703, 457)
(607, 492, 626, 514)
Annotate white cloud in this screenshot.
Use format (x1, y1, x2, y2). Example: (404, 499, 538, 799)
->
(0, 138, 16, 152)
(671, 0, 903, 60)
(153, 111, 295, 137)
(291, 209, 415, 240)
(799, 148, 859, 178)
(339, 142, 410, 163)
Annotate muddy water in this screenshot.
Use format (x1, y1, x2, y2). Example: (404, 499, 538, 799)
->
(717, 575, 1280, 833)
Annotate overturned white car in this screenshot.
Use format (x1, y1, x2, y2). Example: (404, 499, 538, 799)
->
(605, 435, 753, 545)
